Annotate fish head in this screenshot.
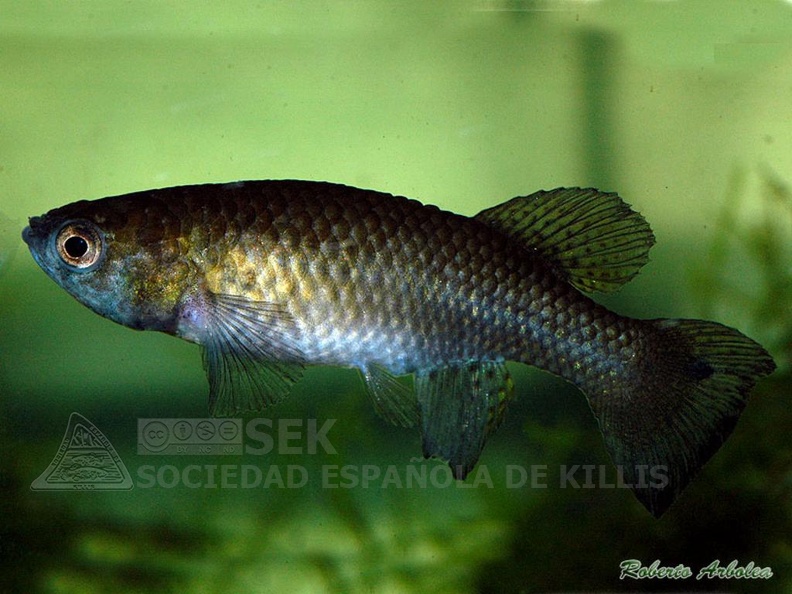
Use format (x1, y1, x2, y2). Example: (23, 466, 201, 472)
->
(23, 195, 192, 333)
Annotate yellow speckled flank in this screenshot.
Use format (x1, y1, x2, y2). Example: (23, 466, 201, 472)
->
(23, 180, 775, 517)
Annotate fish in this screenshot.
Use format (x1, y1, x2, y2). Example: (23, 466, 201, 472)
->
(22, 180, 775, 516)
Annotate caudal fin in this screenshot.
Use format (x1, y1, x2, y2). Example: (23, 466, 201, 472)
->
(585, 319, 775, 517)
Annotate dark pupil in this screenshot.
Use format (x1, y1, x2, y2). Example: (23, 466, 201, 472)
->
(64, 235, 89, 259)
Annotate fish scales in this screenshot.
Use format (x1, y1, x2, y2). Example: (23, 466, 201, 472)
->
(23, 180, 775, 517)
(72, 181, 629, 379)
(194, 184, 627, 380)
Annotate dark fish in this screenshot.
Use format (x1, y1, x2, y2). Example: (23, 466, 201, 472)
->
(22, 181, 775, 516)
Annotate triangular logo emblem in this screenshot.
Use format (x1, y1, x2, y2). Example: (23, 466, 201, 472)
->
(31, 412, 133, 491)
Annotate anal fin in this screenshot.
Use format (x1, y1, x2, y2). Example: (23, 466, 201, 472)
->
(416, 361, 514, 479)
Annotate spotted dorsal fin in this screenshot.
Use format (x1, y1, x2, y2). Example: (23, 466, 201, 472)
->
(475, 187, 655, 293)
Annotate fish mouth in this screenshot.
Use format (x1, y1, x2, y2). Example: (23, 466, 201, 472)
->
(22, 216, 44, 246)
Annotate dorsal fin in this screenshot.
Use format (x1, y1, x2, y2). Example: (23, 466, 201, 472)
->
(475, 187, 655, 293)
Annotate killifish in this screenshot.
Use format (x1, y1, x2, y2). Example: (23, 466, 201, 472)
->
(22, 181, 775, 516)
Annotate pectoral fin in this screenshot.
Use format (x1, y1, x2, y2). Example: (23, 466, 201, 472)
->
(198, 293, 305, 416)
(416, 361, 514, 479)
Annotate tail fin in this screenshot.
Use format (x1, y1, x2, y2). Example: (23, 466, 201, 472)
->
(584, 319, 775, 517)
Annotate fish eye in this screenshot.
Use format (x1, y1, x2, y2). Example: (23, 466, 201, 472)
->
(55, 221, 103, 270)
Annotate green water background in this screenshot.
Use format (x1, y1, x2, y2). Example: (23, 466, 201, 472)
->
(1, 2, 790, 592)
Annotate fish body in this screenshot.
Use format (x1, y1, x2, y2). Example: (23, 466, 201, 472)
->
(23, 180, 775, 516)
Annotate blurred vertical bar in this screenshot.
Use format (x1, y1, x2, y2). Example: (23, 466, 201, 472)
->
(579, 28, 616, 190)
